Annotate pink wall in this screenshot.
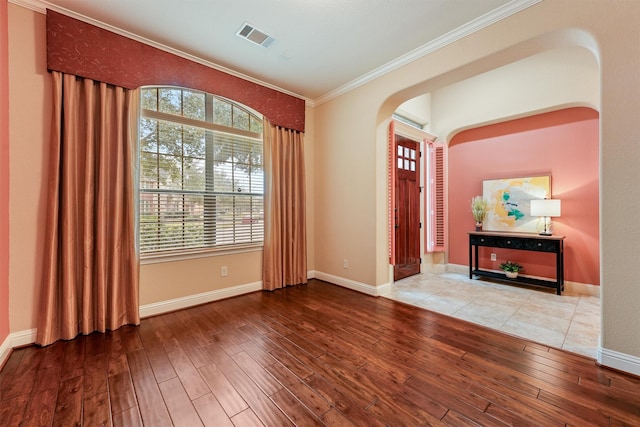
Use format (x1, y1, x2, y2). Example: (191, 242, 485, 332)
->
(448, 108, 600, 286)
(1, 0, 11, 343)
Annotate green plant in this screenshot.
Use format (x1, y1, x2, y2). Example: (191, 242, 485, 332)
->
(470, 196, 488, 223)
(499, 261, 523, 273)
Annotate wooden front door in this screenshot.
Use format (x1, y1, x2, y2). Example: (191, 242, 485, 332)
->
(394, 135, 421, 281)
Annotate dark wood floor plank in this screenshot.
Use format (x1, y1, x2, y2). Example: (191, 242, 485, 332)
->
(165, 310, 214, 368)
(127, 348, 152, 374)
(320, 408, 358, 426)
(266, 344, 315, 381)
(129, 366, 173, 426)
(108, 371, 137, 415)
(137, 317, 180, 384)
(233, 350, 283, 396)
(269, 388, 325, 427)
(404, 377, 516, 427)
(579, 374, 640, 406)
(85, 331, 106, 357)
(192, 393, 235, 427)
(112, 406, 143, 427)
(119, 325, 144, 353)
(230, 408, 265, 426)
(366, 396, 449, 427)
(413, 346, 542, 399)
(1, 345, 44, 400)
(303, 372, 387, 426)
(0, 395, 29, 427)
(238, 340, 279, 369)
(106, 331, 129, 377)
(163, 336, 211, 400)
(84, 354, 108, 398)
(211, 329, 245, 355)
(52, 375, 83, 427)
(2, 279, 639, 426)
(199, 362, 249, 417)
(0, 348, 25, 385)
(364, 360, 472, 419)
(204, 341, 296, 427)
(536, 389, 611, 426)
(467, 378, 595, 427)
(83, 391, 112, 426)
(265, 360, 331, 418)
(21, 387, 58, 427)
(159, 376, 205, 427)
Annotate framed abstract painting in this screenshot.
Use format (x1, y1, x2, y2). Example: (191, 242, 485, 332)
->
(482, 175, 551, 233)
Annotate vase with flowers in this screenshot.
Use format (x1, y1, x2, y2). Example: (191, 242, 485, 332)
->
(471, 195, 488, 231)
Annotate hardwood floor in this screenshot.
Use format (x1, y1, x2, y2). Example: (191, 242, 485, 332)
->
(1, 279, 639, 426)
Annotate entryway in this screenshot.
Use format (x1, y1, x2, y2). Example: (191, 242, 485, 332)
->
(388, 271, 600, 359)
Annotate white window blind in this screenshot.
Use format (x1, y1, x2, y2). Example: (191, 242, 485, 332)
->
(139, 88, 263, 256)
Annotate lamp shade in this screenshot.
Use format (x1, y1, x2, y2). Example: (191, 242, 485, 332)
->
(530, 199, 561, 217)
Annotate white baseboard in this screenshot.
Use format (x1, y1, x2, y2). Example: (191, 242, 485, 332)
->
(0, 335, 12, 367)
(446, 263, 469, 275)
(139, 281, 263, 318)
(0, 282, 264, 367)
(310, 270, 391, 296)
(422, 263, 447, 274)
(2, 274, 633, 379)
(598, 346, 640, 377)
(0, 328, 37, 368)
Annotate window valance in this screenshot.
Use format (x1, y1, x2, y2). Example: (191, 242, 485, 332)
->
(46, 10, 305, 132)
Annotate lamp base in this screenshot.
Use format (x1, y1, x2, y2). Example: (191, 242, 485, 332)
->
(539, 232, 553, 236)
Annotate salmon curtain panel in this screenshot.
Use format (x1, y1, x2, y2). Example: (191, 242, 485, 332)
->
(262, 119, 307, 290)
(36, 71, 140, 346)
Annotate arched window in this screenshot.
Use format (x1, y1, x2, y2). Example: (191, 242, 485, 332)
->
(138, 87, 263, 256)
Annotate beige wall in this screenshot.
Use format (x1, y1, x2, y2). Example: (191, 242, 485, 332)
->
(6, 3, 316, 331)
(313, 0, 640, 371)
(6, 0, 640, 374)
(430, 46, 600, 140)
(140, 104, 316, 307)
(1, 0, 10, 343)
(8, 4, 49, 332)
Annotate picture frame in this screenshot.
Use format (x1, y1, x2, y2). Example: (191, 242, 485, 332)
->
(482, 175, 551, 233)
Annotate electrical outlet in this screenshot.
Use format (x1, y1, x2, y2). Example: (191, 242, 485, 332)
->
(221, 266, 228, 277)
(343, 259, 349, 269)
(491, 253, 497, 261)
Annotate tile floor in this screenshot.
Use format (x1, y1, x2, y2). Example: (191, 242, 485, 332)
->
(386, 271, 600, 359)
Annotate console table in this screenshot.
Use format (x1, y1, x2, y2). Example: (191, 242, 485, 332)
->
(469, 231, 565, 295)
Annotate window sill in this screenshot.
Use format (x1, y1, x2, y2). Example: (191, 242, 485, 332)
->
(140, 245, 263, 265)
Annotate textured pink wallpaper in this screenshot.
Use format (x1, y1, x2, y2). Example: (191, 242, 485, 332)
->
(46, 10, 305, 132)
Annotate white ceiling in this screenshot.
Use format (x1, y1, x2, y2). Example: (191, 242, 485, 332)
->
(33, 0, 536, 101)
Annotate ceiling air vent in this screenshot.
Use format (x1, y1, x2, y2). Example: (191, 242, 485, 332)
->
(237, 22, 276, 48)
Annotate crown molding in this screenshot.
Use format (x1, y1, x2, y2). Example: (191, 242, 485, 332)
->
(313, 0, 542, 106)
(9, 0, 311, 104)
(10, 0, 539, 108)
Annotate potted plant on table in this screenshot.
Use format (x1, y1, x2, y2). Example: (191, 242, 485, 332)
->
(471, 196, 488, 231)
(499, 261, 523, 279)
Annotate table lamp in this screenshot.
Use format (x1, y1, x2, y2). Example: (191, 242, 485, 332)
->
(530, 199, 561, 235)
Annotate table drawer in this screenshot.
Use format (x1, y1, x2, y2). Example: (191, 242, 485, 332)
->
(470, 234, 560, 253)
(469, 235, 496, 246)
